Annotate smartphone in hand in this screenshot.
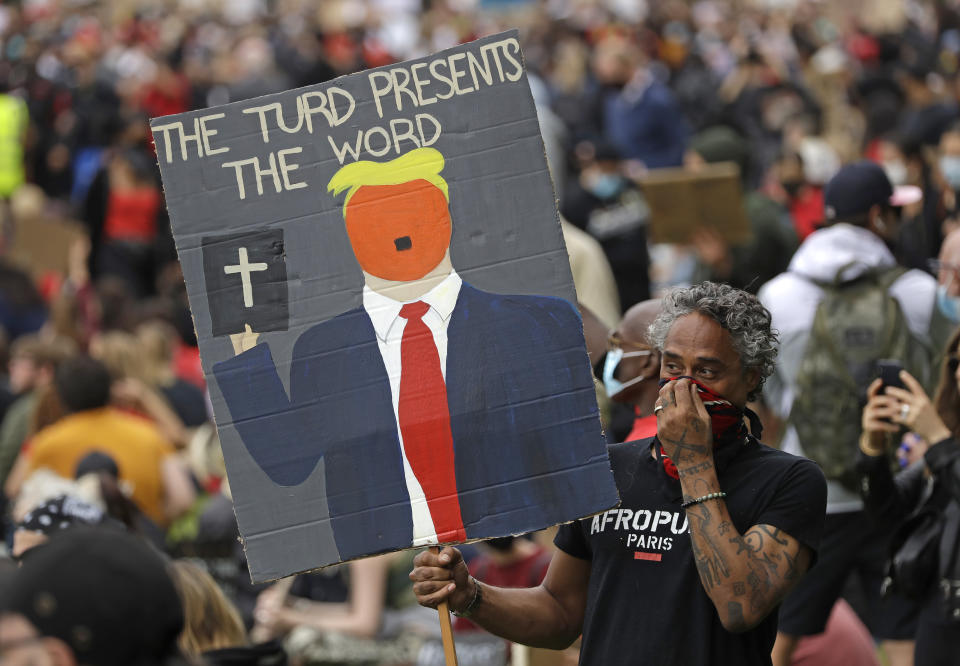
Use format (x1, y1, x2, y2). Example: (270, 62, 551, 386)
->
(877, 359, 905, 390)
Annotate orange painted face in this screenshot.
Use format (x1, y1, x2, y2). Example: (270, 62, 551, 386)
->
(344, 180, 452, 281)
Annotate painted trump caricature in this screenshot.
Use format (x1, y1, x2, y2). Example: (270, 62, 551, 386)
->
(213, 147, 616, 562)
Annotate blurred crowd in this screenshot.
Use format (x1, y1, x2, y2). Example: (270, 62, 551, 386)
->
(2, 0, 960, 664)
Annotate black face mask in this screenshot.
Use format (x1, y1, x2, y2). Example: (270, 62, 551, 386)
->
(781, 180, 803, 198)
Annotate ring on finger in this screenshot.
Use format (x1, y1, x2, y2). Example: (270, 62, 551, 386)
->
(654, 403, 665, 415)
(899, 403, 910, 422)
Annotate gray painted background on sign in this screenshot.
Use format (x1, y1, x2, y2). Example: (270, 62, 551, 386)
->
(153, 30, 577, 581)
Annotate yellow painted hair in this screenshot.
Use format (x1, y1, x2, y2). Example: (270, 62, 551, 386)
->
(326, 147, 449, 215)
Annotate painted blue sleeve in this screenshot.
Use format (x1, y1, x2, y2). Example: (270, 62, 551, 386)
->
(213, 342, 324, 486)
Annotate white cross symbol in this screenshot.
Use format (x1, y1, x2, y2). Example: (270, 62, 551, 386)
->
(223, 247, 268, 308)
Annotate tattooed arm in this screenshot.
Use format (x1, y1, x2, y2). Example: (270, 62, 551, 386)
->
(658, 379, 813, 632)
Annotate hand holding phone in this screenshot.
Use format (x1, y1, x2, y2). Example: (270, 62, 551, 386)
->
(877, 359, 905, 390)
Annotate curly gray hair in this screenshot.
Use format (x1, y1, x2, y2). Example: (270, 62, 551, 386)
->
(647, 282, 779, 401)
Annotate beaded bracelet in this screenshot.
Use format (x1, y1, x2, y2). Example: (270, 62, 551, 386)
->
(681, 491, 727, 509)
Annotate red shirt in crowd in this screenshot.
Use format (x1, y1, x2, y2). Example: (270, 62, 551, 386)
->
(789, 186, 824, 241)
(103, 188, 160, 243)
(625, 411, 658, 443)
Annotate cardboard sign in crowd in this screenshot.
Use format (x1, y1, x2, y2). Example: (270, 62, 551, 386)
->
(152, 31, 619, 582)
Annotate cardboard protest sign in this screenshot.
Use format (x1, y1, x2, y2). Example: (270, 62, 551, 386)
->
(639, 162, 752, 245)
(9, 214, 86, 279)
(152, 30, 618, 582)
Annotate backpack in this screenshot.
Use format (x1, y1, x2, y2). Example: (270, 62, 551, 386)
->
(788, 265, 932, 490)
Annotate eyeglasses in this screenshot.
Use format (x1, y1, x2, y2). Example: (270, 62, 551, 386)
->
(606, 333, 653, 354)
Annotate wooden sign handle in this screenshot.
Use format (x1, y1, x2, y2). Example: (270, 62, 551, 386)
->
(431, 546, 460, 666)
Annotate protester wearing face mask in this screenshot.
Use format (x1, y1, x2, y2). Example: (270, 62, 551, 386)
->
(601, 300, 662, 442)
(927, 229, 960, 369)
(938, 125, 960, 191)
(871, 136, 937, 270)
(937, 124, 960, 240)
(933, 229, 960, 325)
(412, 282, 826, 666)
(562, 142, 652, 310)
(873, 135, 944, 266)
(773, 151, 823, 241)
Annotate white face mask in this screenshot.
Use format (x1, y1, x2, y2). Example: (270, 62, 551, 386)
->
(883, 160, 908, 186)
(602, 347, 652, 397)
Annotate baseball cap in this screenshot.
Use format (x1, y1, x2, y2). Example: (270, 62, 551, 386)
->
(823, 161, 923, 221)
(1, 527, 184, 666)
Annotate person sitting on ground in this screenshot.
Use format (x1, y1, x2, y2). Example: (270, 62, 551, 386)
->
(11, 493, 112, 560)
(4, 356, 194, 528)
(137, 320, 209, 428)
(0, 334, 76, 491)
(168, 559, 287, 666)
(91, 330, 191, 448)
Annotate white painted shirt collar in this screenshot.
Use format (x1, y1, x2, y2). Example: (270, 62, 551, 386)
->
(362, 269, 463, 342)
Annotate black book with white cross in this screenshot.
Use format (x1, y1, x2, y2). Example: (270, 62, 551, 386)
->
(202, 229, 289, 337)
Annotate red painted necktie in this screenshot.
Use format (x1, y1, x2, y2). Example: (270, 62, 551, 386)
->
(398, 301, 466, 543)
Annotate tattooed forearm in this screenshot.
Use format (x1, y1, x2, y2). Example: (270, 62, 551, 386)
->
(662, 426, 710, 463)
(687, 513, 811, 631)
(755, 525, 788, 546)
(691, 529, 731, 589)
(727, 602, 745, 628)
(677, 455, 811, 630)
(678, 461, 713, 478)
(687, 504, 731, 591)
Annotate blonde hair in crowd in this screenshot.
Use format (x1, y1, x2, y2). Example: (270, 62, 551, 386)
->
(89, 330, 148, 382)
(327, 147, 449, 215)
(168, 560, 248, 657)
(136, 320, 179, 386)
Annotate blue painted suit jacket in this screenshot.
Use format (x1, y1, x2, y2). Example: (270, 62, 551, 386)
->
(213, 283, 617, 561)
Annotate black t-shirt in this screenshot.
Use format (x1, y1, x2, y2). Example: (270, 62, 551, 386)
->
(555, 436, 826, 666)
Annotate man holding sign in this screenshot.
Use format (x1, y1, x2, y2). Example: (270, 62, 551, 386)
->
(153, 30, 618, 583)
(213, 147, 616, 562)
(413, 282, 827, 665)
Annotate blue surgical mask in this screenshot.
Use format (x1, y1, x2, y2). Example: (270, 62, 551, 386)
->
(937, 283, 960, 324)
(603, 347, 652, 397)
(941, 156, 960, 189)
(588, 173, 624, 200)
